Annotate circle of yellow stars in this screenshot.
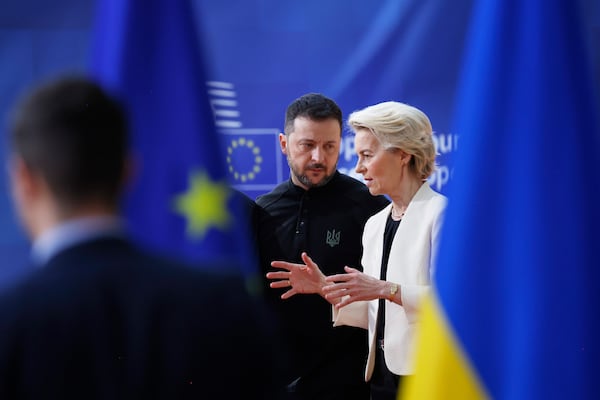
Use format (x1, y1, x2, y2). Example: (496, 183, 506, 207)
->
(226, 137, 262, 183)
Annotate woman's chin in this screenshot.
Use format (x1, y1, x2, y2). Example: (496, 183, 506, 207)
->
(368, 186, 380, 196)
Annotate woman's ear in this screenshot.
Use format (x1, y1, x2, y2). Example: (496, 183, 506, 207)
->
(397, 149, 412, 165)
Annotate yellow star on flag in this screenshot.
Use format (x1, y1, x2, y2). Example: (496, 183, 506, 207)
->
(173, 170, 232, 238)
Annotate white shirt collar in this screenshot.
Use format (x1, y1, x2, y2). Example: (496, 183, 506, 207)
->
(32, 216, 124, 266)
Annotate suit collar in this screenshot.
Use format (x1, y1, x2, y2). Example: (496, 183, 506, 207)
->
(379, 182, 435, 220)
(32, 216, 124, 266)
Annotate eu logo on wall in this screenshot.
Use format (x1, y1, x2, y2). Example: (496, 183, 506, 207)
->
(206, 81, 283, 195)
(220, 129, 282, 192)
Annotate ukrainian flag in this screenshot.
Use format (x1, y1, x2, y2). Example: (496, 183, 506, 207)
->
(89, 0, 258, 280)
(403, 0, 600, 399)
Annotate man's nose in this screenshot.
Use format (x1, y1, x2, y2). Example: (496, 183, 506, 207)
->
(311, 147, 324, 162)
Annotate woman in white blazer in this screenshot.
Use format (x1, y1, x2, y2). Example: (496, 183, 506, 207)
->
(268, 101, 447, 400)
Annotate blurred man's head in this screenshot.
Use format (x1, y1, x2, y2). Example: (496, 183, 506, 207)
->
(279, 93, 342, 190)
(8, 77, 129, 236)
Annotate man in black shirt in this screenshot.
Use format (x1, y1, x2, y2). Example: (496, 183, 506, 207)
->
(256, 93, 389, 400)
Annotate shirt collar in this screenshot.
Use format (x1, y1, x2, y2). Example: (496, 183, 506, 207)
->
(32, 216, 124, 266)
(287, 170, 340, 193)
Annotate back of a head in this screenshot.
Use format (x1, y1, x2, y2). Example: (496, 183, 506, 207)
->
(284, 92, 342, 135)
(348, 101, 436, 180)
(11, 77, 128, 208)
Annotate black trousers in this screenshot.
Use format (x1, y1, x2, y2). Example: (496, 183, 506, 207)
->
(370, 345, 402, 400)
(285, 376, 370, 400)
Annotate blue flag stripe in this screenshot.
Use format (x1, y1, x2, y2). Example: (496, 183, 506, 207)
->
(89, 0, 258, 277)
(435, 0, 600, 398)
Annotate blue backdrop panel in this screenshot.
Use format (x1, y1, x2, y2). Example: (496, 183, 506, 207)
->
(1, 0, 598, 288)
(192, 0, 473, 191)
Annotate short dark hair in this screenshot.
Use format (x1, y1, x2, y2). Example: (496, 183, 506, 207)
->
(284, 93, 342, 135)
(10, 76, 128, 208)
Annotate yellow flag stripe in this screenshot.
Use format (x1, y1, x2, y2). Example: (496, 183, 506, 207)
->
(400, 293, 489, 400)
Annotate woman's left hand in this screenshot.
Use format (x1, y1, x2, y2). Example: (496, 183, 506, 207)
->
(323, 266, 390, 308)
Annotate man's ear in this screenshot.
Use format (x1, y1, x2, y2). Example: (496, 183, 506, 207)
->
(121, 152, 139, 191)
(7, 156, 48, 238)
(8, 156, 41, 204)
(278, 132, 288, 155)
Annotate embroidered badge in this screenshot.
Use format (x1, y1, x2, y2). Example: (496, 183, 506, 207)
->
(326, 229, 341, 247)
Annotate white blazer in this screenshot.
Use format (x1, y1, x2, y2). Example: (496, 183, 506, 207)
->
(333, 182, 447, 379)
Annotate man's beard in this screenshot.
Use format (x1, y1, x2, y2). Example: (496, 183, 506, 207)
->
(288, 155, 336, 189)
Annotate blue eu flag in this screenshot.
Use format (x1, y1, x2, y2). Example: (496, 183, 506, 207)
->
(89, 0, 258, 280)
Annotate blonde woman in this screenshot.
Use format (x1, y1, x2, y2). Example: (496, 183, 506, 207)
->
(267, 101, 447, 399)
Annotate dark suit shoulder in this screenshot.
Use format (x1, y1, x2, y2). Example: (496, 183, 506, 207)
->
(0, 237, 257, 328)
(0, 237, 280, 399)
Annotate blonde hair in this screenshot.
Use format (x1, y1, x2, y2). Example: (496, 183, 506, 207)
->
(347, 101, 436, 179)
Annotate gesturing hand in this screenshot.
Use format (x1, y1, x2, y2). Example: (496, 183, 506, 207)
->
(266, 252, 328, 300)
(323, 266, 390, 309)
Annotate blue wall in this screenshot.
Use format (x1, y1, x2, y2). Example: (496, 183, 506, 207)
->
(1, 0, 598, 288)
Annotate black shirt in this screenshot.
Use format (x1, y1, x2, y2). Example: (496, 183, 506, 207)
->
(255, 171, 389, 396)
(376, 214, 401, 343)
